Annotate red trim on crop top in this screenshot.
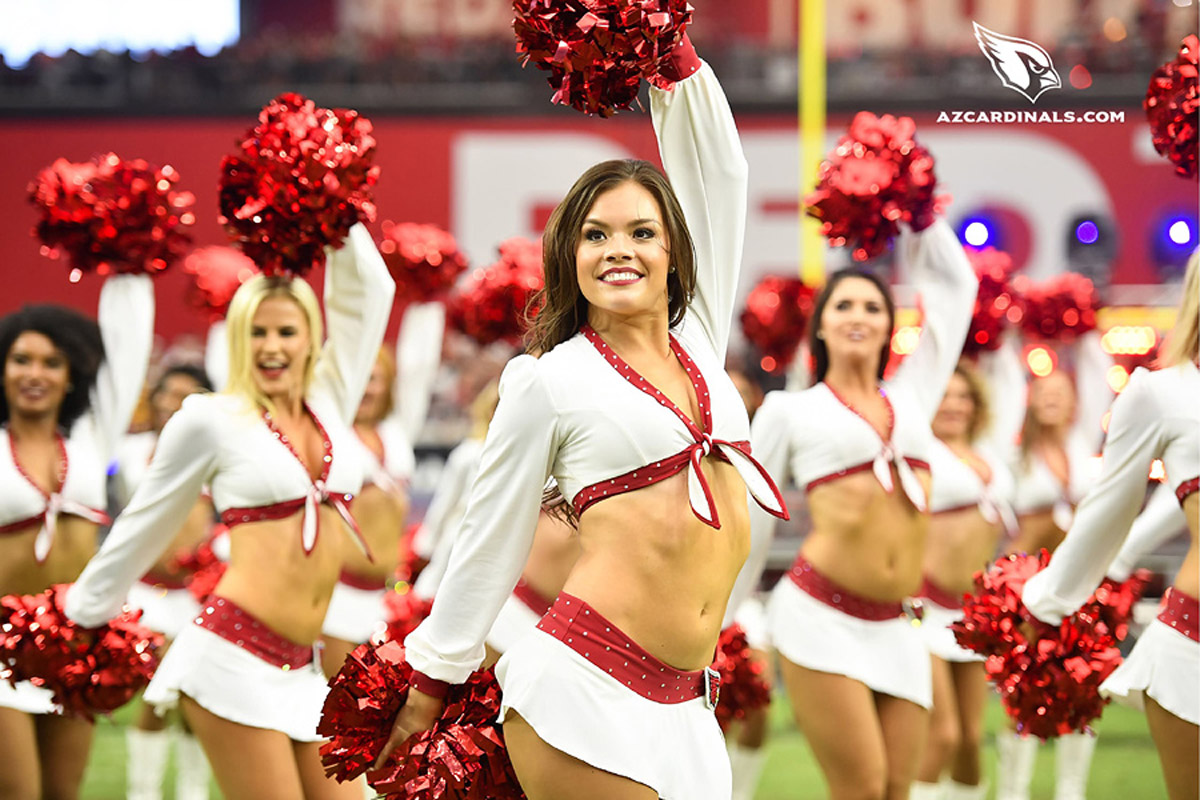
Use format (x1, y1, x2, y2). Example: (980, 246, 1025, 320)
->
(1176, 477, 1199, 506)
(512, 577, 553, 618)
(1158, 587, 1199, 642)
(337, 569, 385, 592)
(138, 573, 190, 592)
(195, 596, 314, 669)
(0, 431, 110, 560)
(576, 326, 787, 528)
(220, 405, 370, 560)
(537, 592, 719, 707)
(802, 381, 931, 492)
(788, 555, 908, 621)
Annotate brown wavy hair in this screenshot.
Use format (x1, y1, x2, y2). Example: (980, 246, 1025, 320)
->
(806, 267, 896, 384)
(524, 159, 697, 356)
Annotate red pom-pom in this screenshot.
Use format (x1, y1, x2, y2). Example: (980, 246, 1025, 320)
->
(739, 275, 816, 374)
(952, 553, 1123, 738)
(319, 639, 412, 782)
(182, 247, 259, 320)
(0, 585, 163, 720)
(712, 624, 771, 732)
(28, 153, 195, 281)
(1091, 569, 1152, 644)
(379, 222, 469, 303)
(218, 93, 379, 277)
(174, 526, 230, 603)
(805, 112, 949, 261)
(447, 237, 544, 347)
(1145, 35, 1199, 180)
(513, 0, 693, 117)
(1013, 273, 1098, 343)
(380, 589, 434, 647)
(962, 248, 1019, 357)
(367, 667, 526, 799)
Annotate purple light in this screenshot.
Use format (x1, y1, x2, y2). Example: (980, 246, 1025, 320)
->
(1075, 220, 1100, 245)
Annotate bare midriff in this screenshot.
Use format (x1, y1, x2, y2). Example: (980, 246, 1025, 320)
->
(1009, 510, 1066, 556)
(523, 512, 582, 603)
(562, 456, 750, 672)
(924, 505, 1002, 596)
(801, 465, 932, 602)
(145, 499, 215, 584)
(1174, 494, 1199, 600)
(0, 516, 99, 596)
(340, 483, 409, 585)
(215, 506, 349, 644)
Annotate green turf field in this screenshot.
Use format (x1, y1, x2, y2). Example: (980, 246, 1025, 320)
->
(80, 694, 1166, 799)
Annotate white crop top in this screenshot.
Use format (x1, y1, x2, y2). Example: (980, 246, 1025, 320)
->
(1023, 361, 1200, 624)
(927, 438, 1016, 533)
(404, 63, 787, 686)
(65, 224, 395, 627)
(0, 275, 154, 563)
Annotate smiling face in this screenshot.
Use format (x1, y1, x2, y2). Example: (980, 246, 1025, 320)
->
(933, 371, 976, 442)
(817, 276, 892, 374)
(249, 294, 312, 408)
(4, 331, 70, 422)
(356, 357, 390, 426)
(576, 181, 671, 326)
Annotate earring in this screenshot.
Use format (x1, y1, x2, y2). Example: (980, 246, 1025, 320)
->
(668, 266, 677, 274)
(816, 331, 825, 340)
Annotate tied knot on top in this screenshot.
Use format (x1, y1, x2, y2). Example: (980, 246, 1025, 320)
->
(35, 493, 110, 565)
(695, 431, 713, 458)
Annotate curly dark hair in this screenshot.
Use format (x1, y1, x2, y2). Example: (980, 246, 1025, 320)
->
(0, 305, 105, 430)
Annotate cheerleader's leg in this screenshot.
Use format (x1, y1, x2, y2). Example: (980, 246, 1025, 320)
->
(0, 707, 40, 799)
(35, 713, 94, 800)
(1145, 696, 1199, 800)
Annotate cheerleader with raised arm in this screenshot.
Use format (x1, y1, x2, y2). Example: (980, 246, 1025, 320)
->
(1020, 253, 1199, 800)
(378, 39, 788, 799)
(116, 363, 216, 800)
(746, 222, 977, 800)
(0, 274, 154, 800)
(911, 361, 1015, 800)
(63, 224, 394, 800)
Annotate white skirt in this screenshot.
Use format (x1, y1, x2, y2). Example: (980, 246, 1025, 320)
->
(321, 581, 386, 644)
(1100, 617, 1199, 725)
(144, 622, 329, 741)
(495, 628, 731, 800)
(918, 601, 984, 664)
(768, 576, 933, 709)
(732, 595, 770, 651)
(0, 678, 59, 715)
(127, 582, 201, 640)
(485, 593, 543, 655)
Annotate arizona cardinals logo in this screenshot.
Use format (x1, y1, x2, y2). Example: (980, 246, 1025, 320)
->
(973, 22, 1062, 104)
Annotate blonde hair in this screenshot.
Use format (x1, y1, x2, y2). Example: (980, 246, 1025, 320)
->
(1161, 249, 1199, 367)
(224, 275, 323, 413)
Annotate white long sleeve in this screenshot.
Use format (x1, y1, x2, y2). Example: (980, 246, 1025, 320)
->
(653, 62, 748, 361)
(79, 274, 155, 462)
(1023, 369, 1171, 624)
(403, 356, 557, 682)
(1106, 481, 1188, 582)
(66, 396, 218, 626)
(311, 222, 397, 424)
(394, 301, 444, 444)
(205, 320, 229, 392)
(726, 391, 796, 627)
(976, 337, 1025, 465)
(1071, 331, 1114, 453)
(888, 219, 979, 422)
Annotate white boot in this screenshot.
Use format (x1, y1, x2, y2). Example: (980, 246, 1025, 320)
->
(728, 742, 768, 800)
(173, 731, 213, 800)
(1054, 731, 1097, 800)
(944, 779, 988, 800)
(994, 731, 1038, 800)
(909, 780, 946, 800)
(126, 727, 170, 800)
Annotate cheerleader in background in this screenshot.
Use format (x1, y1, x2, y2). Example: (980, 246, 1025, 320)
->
(1021, 251, 1198, 800)
(911, 361, 1015, 800)
(409, 379, 500, 601)
(63, 224, 393, 800)
(116, 363, 216, 800)
(0, 275, 154, 800)
(320, 300, 443, 678)
(381, 41, 788, 799)
(994, 330, 1112, 800)
(747, 221, 977, 800)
